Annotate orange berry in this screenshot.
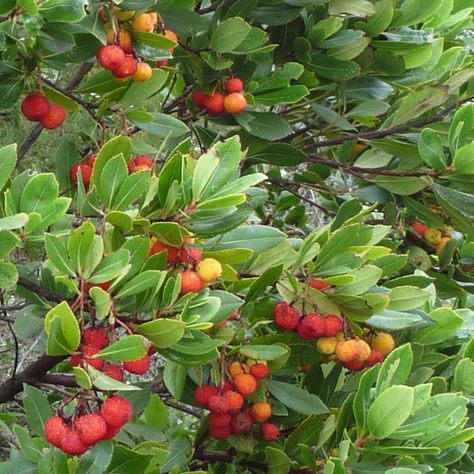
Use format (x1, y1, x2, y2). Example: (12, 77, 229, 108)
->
(370, 333, 395, 356)
(131, 13, 154, 32)
(224, 92, 247, 114)
(249, 363, 269, 380)
(335, 339, 362, 363)
(180, 270, 202, 295)
(250, 402, 272, 422)
(425, 228, 442, 245)
(106, 29, 133, 54)
(355, 339, 371, 363)
(132, 62, 153, 82)
(223, 390, 244, 412)
(96, 45, 125, 70)
(149, 238, 180, 264)
(229, 361, 245, 378)
(233, 373, 257, 396)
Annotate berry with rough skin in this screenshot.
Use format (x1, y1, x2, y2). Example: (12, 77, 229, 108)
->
(96, 45, 125, 70)
(223, 390, 244, 412)
(83, 344, 105, 370)
(75, 414, 107, 445)
(131, 13, 155, 32)
(261, 423, 279, 441)
(225, 77, 244, 93)
(84, 281, 111, 293)
(84, 154, 96, 167)
(102, 424, 121, 440)
(112, 55, 138, 78)
(132, 62, 153, 82)
(40, 104, 66, 129)
(60, 429, 89, 455)
(221, 380, 234, 393)
(233, 373, 257, 396)
(273, 301, 301, 331)
(180, 270, 202, 295)
(107, 29, 133, 53)
(364, 349, 384, 367)
(316, 336, 338, 355)
(100, 396, 133, 428)
(217, 309, 239, 327)
(209, 423, 231, 439)
(124, 355, 151, 374)
(203, 92, 225, 115)
(250, 402, 272, 422)
(70, 163, 93, 187)
(21, 93, 51, 121)
(224, 92, 247, 114)
(44, 416, 68, 448)
(128, 155, 154, 173)
(297, 313, 326, 340)
(335, 339, 362, 363)
(192, 91, 206, 107)
(149, 238, 180, 264)
(194, 385, 219, 407)
(196, 258, 222, 283)
(231, 411, 253, 434)
(309, 279, 331, 291)
(324, 315, 343, 337)
(103, 364, 124, 382)
(82, 327, 109, 349)
(229, 361, 245, 377)
(250, 363, 269, 380)
(410, 221, 429, 237)
(209, 413, 231, 427)
(180, 246, 202, 265)
(355, 339, 371, 363)
(208, 395, 230, 414)
(425, 228, 442, 245)
(344, 359, 365, 371)
(371, 332, 395, 356)
(156, 59, 168, 68)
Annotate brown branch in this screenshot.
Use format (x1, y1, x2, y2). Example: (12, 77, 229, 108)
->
(17, 276, 65, 303)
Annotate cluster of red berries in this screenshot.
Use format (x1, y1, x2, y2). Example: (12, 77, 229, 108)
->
(70, 153, 153, 188)
(21, 92, 67, 129)
(192, 77, 247, 116)
(70, 326, 154, 378)
(194, 361, 279, 441)
(44, 395, 132, 455)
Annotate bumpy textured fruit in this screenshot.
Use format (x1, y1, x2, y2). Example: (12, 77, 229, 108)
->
(225, 77, 244, 93)
(180, 270, 202, 295)
(425, 228, 442, 245)
(208, 395, 230, 414)
(209, 423, 231, 439)
(223, 390, 244, 412)
(70, 163, 92, 186)
(192, 91, 206, 107)
(355, 339, 371, 362)
(75, 414, 107, 445)
(156, 59, 168, 68)
(364, 349, 384, 367)
(229, 361, 245, 377)
(221, 380, 234, 393)
(149, 238, 180, 264)
(308, 279, 331, 291)
(371, 332, 395, 356)
(224, 92, 247, 114)
(273, 301, 301, 331)
(21, 93, 51, 121)
(60, 429, 89, 455)
(131, 13, 155, 32)
(261, 422, 279, 441)
(231, 411, 253, 434)
(194, 385, 219, 407)
(324, 315, 343, 337)
(84, 154, 96, 167)
(335, 339, 362, 363)
(106, 29, 133, 53)
(44, 416, 68, 448)
(250, 402, 272, 422)
(410, 221, 429, 237)
(124, 355, 151, 374)
(344, 359, 365, 371)
(250, 363, 269, 380)
(100, 396, 133, 428)
(180, 247, 202, 265)
(316, 336, 338, 355)
(233, 373, 257, 396)
(297, 313, 326, 339)
(102, 424, 121, 440)
(112, 55, 138, 78)
(128, 155, 154, 173)
(209, 412, 231, 427)
(103, 364, 124, 381)
(203, 92, 225, 115)
(72, 344, 104, 370)
(82, 327, 108, 350)
(132, 62, 153, 82)
(40, 104, 66, 129)
(197, 258, 222, 283)
(96, 45, 125, 70)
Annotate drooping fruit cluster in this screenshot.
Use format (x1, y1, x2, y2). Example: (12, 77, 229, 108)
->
(410, 220, 452, 254)
(194, 359, 279, 441)
(21, 92, 67, 129)
(44, 395, 132, 455)
(192, 77, 247, 116)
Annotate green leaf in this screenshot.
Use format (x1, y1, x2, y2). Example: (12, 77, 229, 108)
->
(13, 425, 43, 463)
(315, 224, 360, 268)
(329, 0, 375, 16)
(264, 380, 328, 415)
(453, 358, 474, 395)
(149, 222, 183, 246)
(39, 0, 86, 22)
(251, 143, 307, 166)
(453, 143, 474, 175)
(334, 265, 382, 296)
(433, 184, 474, 234)
(88, 249, 130, 284)
(353, 366, 379, 434)
(376, 344, 413, 396)
(67, 221, 96, 277)
(392, 0, 440, 27)
(0, 261, 18, 288)
(365, 310, 424, 330)
(19, 174, 58, 216)
(265, 446, 290, 474)
(44, 302, 80, 355)
(115, 270, 165, 298)
(23, 384, 53, 441)
(95, 335, 147, 362)
(45, 233, 76, 276)
(254, 85, 309, 106)
(448, 105, 473, 154)
(367, 385, 414, 438)
(163, 361, 187, 401)
(239, 344, 289, 361)
(98, 154, 128, 209)
(234, 111, 292, 140)
(120, 69, 168, 107)
(192, 150, 219, 202)
(72, 367, 92, 389)
(0, 143, 16, 191)
(246, 264, 283, 302)
(403, 196, 446, 229)
(127, 111, 190, 138)
(210, 17, 251, 53)
(309, 55, 360, 80)
(416, 308, 464, 345)
(76, 442, 113, 474)
(136, 319, 186, 348)
(87, 365, 141, 391)
(112, 171, 149, 210)
(387, 286, 429, 311)
(89, 287, 112, 320)
(0, 213, 28, 231)
(418, 128, 446, 171)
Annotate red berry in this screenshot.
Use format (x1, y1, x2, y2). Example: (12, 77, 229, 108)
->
(180, 247, 202, 265)
(82, 327, 109, 350)
(180, 270, 202, 295)
(156, 59, 168, 68)
(82, 344, 105, 370)
(324, 315, 343, 337)
(308, 278, 331, 291)
(221, 380, 234, 393)
(127, 155, 154, 173)
(216, 309, 239, 327)
(209, 423, 231, 439)
(70, 163, 92, 187)
(225, 77, 244, 93)
(261, 422, 279, 441)
(223, 390, 244, 412)
(344, 359, 365, 371)
(249, 363, 269, 380)
(44, 416, 68, 448)
(231, 411, 253, 434)
(192, 91, 207, 107)
(40, 104, 66, 129)
(224, 92, 247, 114)
(70, 353, 81, 367)
(147, 345, 157, 356)
(60, 428, 89, 455)
(273, 301, 301, 331)
(203, 92, 225, 115)
(124, 355, 151, 375)
(209, 412, 231, 427)
(74, 414, 107, 445)
(296, 313, 326, 340)
(84, 154, 96, 167)
(96, 45, 125, 70)
(233, 374, 257, 396)
(364, 349, 384, 367)
(208, 395, 230, 414)
(149, 239, 180, 264)
(102, 424, 121, 440)
(112, 55, 138, 78)
(84, 281, 111, 293)
(21, 93, 51, 121)
(100, 396, 133, 428)
(411, 221, 429, 237)
(103, 364, 124, 382)
(194, 385, 219, 407)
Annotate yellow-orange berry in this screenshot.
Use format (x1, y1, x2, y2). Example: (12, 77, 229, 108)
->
(316, 336, 338, 355)
(233, 373, 257, 396)
(355, 339, 371, 363)
(131, 13, 154, 32)
(229, 361, 245, 378)
(425, 228, 442, 245)
(370, 333, 395, 356)
(197, 258, 222, 283)
(250, 402, 272, 423)
(436, 237, 452, 253)
(132, 62, 153, 82)
(335, 339, 362, 363)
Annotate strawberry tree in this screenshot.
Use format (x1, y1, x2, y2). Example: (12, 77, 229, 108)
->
(0, 1, 473, 473)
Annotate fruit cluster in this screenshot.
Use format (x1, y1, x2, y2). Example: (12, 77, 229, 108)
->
(44, 395, 132, 455)
(410, 220, 452, 254)
(21, 92, 67, 129)
(192, 77, 247, 115)
(194, 360, 279, 441)
(273, 302, 395, 371)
